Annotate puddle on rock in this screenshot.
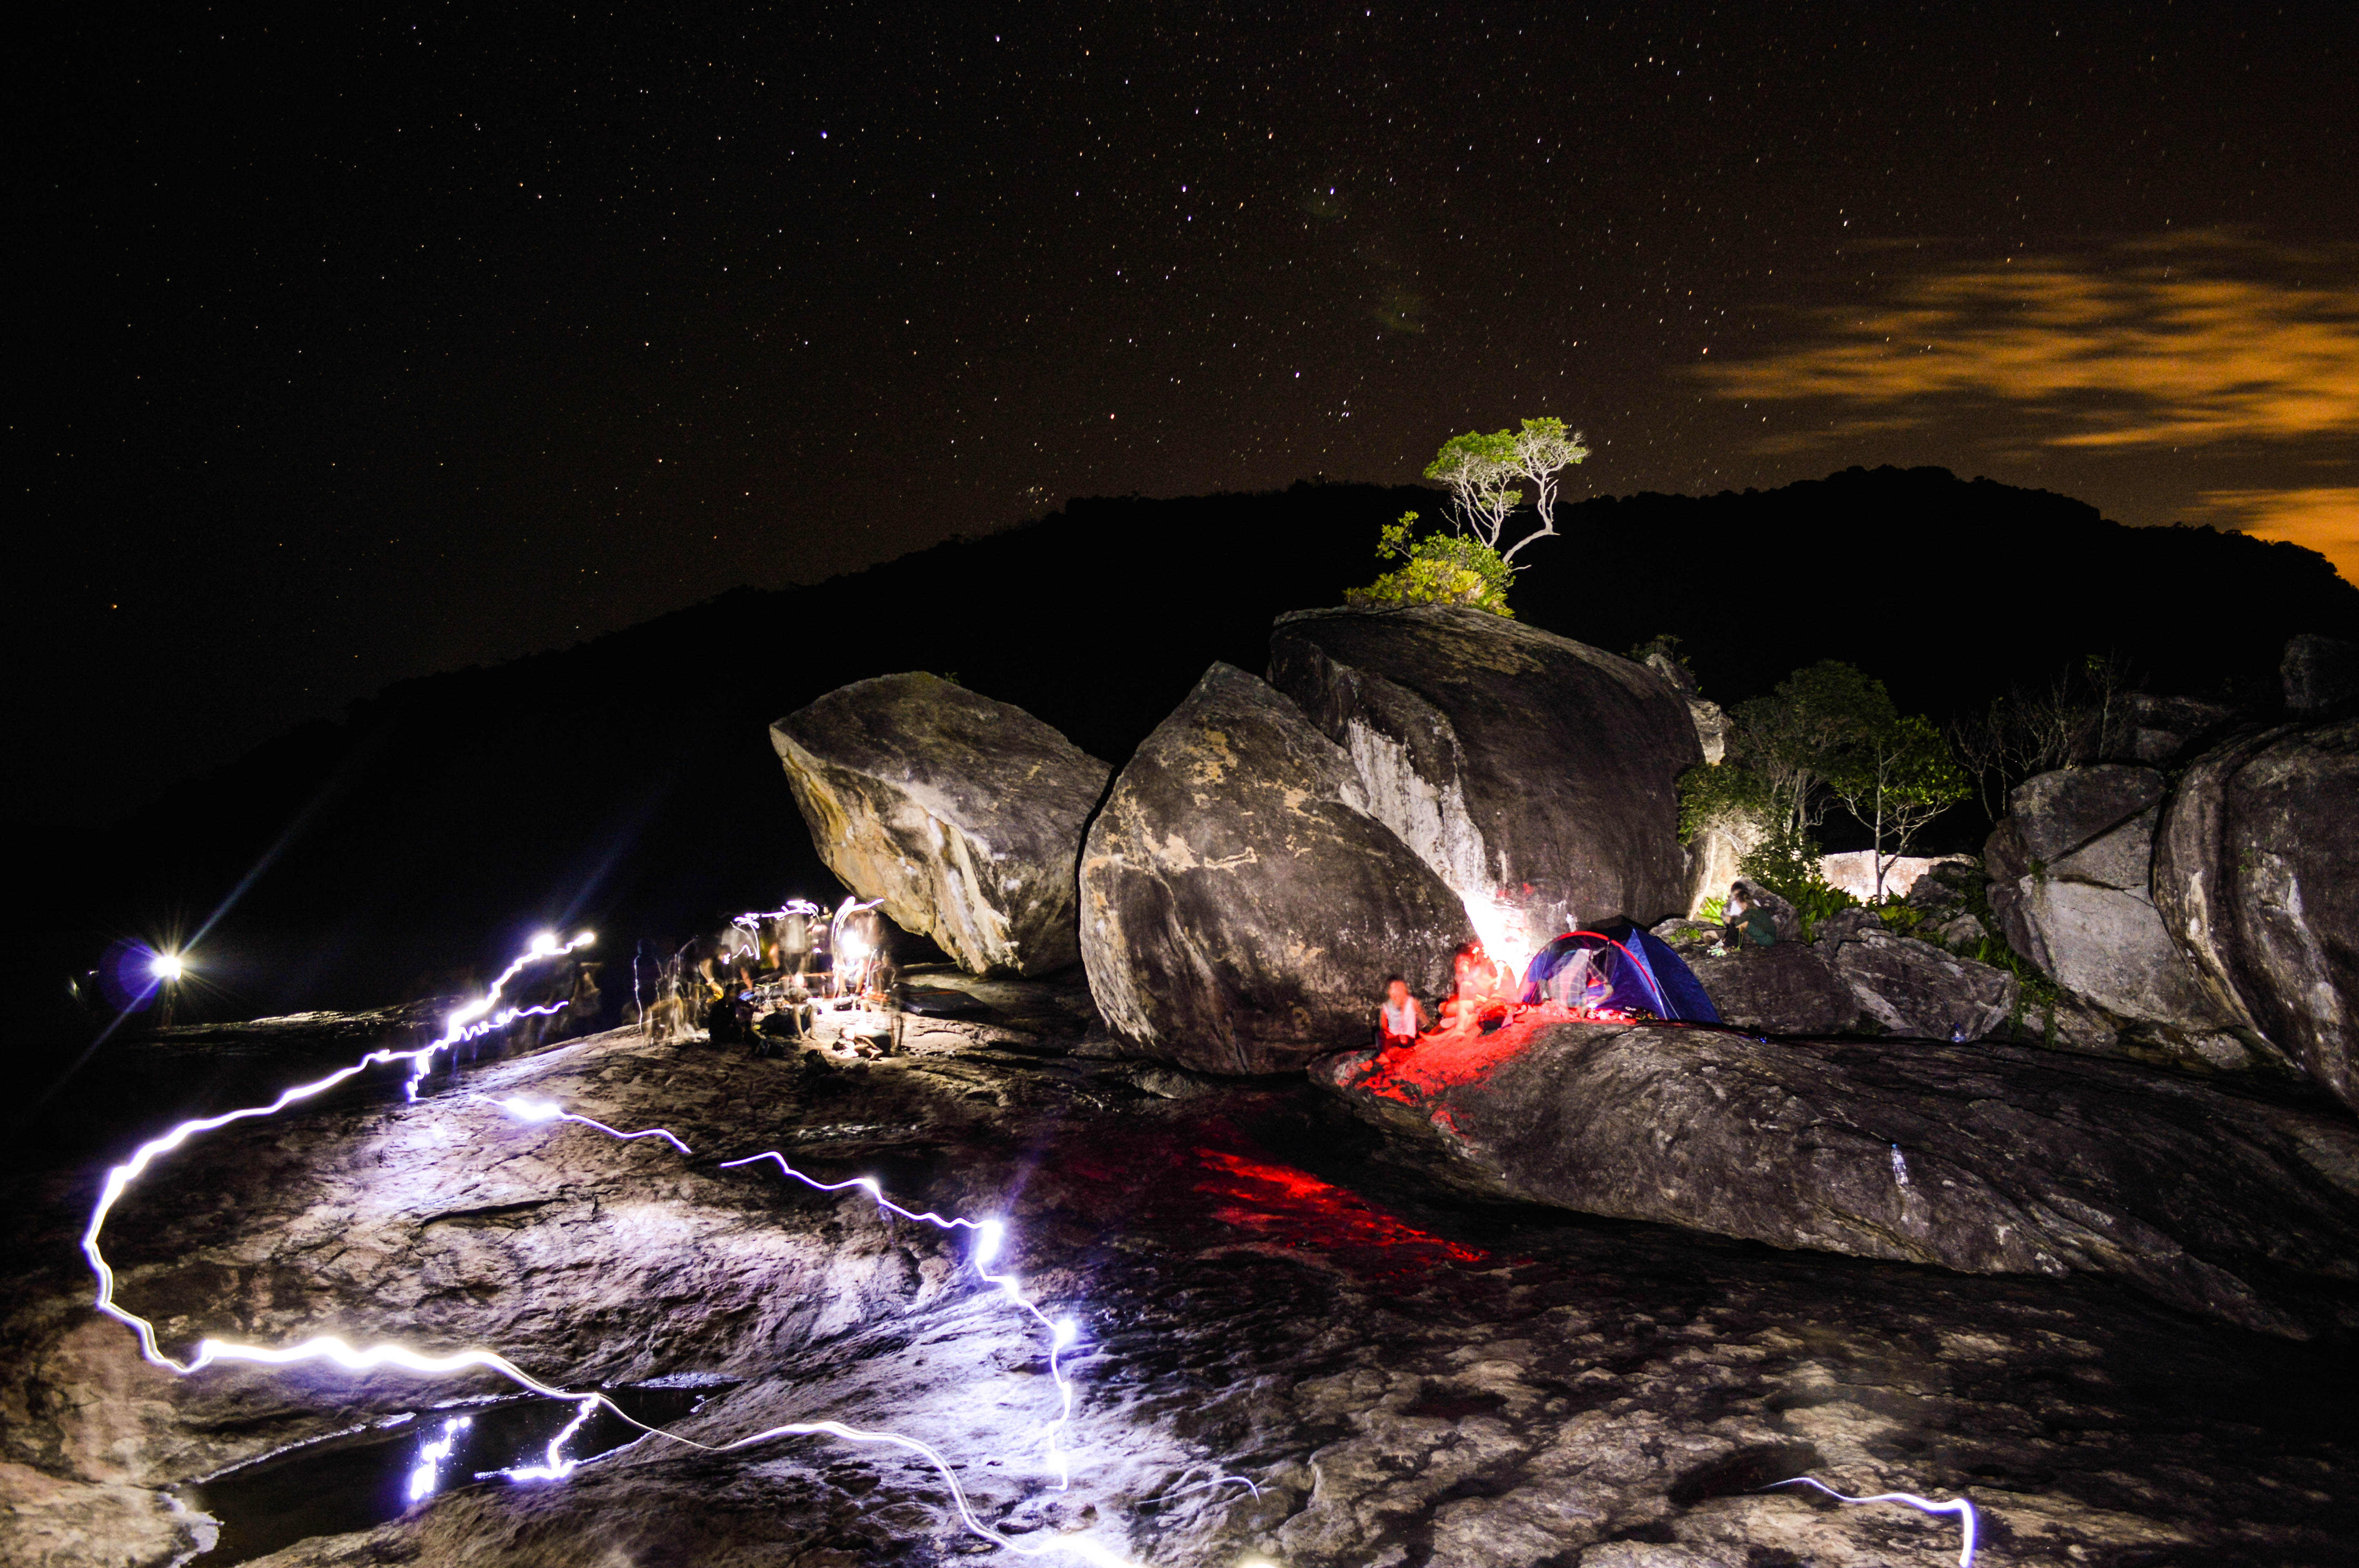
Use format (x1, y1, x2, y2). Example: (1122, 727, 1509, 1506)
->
(184, 1383, 722, 1564)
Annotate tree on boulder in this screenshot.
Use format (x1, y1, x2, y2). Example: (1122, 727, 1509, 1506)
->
(1424, 418, 1589, 564)
(1346, 418, 1588, 615)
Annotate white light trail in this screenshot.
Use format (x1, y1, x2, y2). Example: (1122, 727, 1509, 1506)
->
(79, 931, 1180, 1566)
(1767, 1476, 1979, 1567)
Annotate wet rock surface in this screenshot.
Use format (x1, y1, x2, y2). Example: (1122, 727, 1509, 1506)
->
(2155, 718, 2359, 1113)
(771, 672, 1112, 976)
(1318, 1019, 2359, 1338)
(1268, 605, 1699, 938)
(2, 991, 2355, 1568)
(1078, 663, 1472, 1074)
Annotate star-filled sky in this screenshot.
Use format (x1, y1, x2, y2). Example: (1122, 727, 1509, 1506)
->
(16, 2, 2356, 825)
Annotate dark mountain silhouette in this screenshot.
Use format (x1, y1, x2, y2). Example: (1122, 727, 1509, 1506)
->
(26, 466, 2356, 1047)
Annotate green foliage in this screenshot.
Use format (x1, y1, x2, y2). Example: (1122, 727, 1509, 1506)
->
(1729, 661, 1898, 836)
(1737, 825, 1859, 942)
(1419, 419, 1588, 563)
(1825, 712, 1971, 899)
(1696, 895, 1727, 925)
(1347, 511, 1517, 615)
(1677, 761, 1774, 840)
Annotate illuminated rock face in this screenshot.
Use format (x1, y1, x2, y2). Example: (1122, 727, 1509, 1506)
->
(1318, 1022, 2359, 1338)
(1674, 940, 1860, 1035)
(1268, 605, 1699, 947)
(771, 673, 1111, 976)
(1078, 662, 1474, 1073)
(2154, 718, 2359, 1111)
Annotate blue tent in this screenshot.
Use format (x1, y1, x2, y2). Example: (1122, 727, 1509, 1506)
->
(1519, 923, 1722, 1024)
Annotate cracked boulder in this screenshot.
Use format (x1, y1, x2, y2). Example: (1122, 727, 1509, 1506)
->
(1267, 604, 1699, 944)
(1077, 662, 1474, 1074)
(771, 672, 1111, 976)
(2154, 718, 2359, 1112)
(1317, 1022, 2359, 1337)
(1811, 909, 2018, 1040)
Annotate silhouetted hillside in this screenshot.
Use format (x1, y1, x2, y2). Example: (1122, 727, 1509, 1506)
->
(27, 466, 2355, 1043)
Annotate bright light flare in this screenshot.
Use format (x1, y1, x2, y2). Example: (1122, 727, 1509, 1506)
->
(149, 952, 186, 983)
(406, 1414, 473, 1503)
(1767, 1477, 1978, 1567)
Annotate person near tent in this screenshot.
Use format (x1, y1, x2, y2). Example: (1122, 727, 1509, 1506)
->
(1441, 941, 1517, 1034)
(1725, 886, 1778, 948)
(1376, 975, 1428, 1050)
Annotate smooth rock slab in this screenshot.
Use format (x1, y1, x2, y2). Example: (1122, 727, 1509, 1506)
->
(770, 672, 1111, 975)
(1078, 662, 1473, 1073)
(1317, 1021, 2359, 1336)
(1269, 604, 1700, 941)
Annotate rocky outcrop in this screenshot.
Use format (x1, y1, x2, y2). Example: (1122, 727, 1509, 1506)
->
(2114, 691, 2238, 766)
(1077, 663, 1473, 1074)
(1319, 1022, 2359, 1337)
(771, 673, 1111, 976)
(1680, 817, 1763, 920)
(2154, 719, 2359, 1112)
(1640, 643, 1730, 764)
(1814, 909, 2018, 1040)
(2281, 633, 2358, 713)
(1986, 766, 2228, 1028)
(1681, 942, 1859, 1035)
(1267, 605, 1700, 947)
(12, 1005, 2353, 1567)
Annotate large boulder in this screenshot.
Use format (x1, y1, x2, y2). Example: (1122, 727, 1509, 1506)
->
(770, 673, 1111, 976)
(1814, 908, 2018, 1040)
(1985, 767, 2226, 1027)
(1683, 942, 1859, 1035)
(1318, 1023, 2359, 1337)
(2154, 719, 2359, 1112)
(1267, 605, 1700, 949)
(1078, 663, 1474, 1074)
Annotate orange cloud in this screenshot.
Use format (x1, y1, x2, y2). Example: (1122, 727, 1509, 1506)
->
(2193, 487, 2359, 586)
(1701, 235, 2359, 451)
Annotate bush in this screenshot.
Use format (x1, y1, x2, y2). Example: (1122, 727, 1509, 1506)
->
(1346, 512, 1516, 616)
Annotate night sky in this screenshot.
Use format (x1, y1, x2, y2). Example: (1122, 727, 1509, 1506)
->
(18, 3, 2356, 826)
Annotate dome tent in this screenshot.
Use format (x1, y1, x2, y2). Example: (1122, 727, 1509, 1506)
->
(1519, 921, 1721, 1024)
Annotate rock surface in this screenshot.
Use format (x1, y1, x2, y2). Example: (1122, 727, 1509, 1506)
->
(1815, 913, 2019, 1041)
(1268, 605, 1700, 943)
(2281, 632, 2358, 713)
(2154, 718, 2359, 1111)
(5, 1001, 2356, 1567)
(1681, 942, 1860, 1036)
(1985, 766, 2240, 1053)
(770, 672, 1112, 976)
(1319, 1021, 2359, 1337)
(1077, 663, 1473, 1074)
(1816, 851, 1966, 903)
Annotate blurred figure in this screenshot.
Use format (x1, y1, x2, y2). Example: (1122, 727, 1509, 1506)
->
(1376, 975, 1427, 1051)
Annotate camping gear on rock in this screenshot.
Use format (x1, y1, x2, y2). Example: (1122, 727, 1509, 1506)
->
(1520, 922, 1723, 1024)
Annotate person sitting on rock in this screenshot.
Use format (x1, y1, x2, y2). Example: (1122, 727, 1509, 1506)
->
(1440, 942, 1516, 1034)
(1376, 975, 1428, 1051)
(1724, 886, 1779, 949)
